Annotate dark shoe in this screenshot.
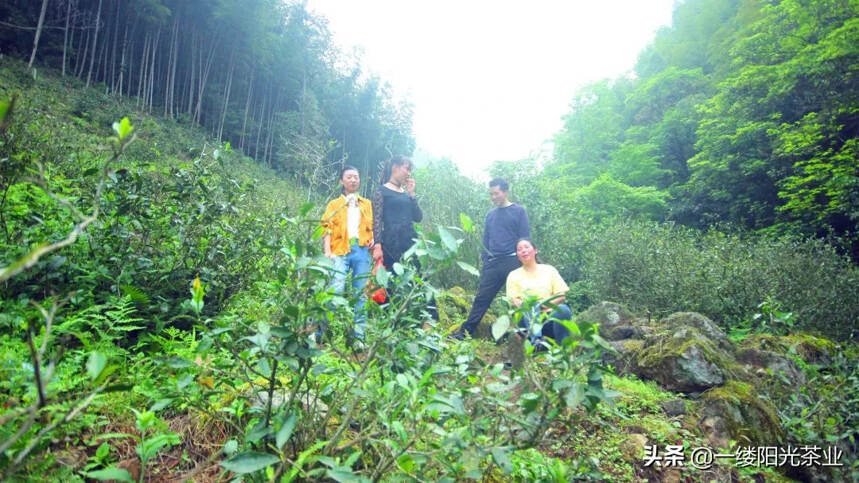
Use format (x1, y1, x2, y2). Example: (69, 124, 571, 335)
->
(533, 337, 550, 353)
(448, 332, 466, 341)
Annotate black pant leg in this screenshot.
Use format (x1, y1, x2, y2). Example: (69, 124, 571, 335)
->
(460, 256, 520, 335)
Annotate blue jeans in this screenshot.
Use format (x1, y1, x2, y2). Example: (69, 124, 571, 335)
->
(329, 241, 371, 339)
(519, 304, 572, 347)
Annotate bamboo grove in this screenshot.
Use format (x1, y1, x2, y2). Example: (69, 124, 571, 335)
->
(1, 0, 415, 188)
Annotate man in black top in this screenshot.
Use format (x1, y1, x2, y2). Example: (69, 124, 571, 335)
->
(453, 178, 530, 339)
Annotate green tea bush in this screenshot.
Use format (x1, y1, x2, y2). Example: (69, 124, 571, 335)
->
(413, 159, 487, 290)
(0, 71, 310, 332)
(580, 219, 859, 339)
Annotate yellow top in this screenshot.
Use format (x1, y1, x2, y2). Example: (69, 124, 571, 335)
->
(506, 264, 569, 302)
(321, 194, 374, 256)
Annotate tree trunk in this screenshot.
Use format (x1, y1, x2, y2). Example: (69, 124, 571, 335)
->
(264, 86, 280, 166)
(62, 0, 73, 76)
(194, 31, 217, 125)
(217, 50, 236, 142)
(240, 66, 254, 151)
(97, 11, 110, 90)
(254, 94, 266, 161)
(164, 15, 179, 117)
(118, 7, 130, 96)
(148, 28, 160, 112)
(109, 0, 120, 93)
(28, 0, 50, 69)
(186, 31, 196, 116)
(86, 0, 103, 87)
(75, 16, 90, 78)
(137, 31, 149, 106)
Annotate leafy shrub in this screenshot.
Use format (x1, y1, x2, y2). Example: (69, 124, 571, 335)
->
(581, 220, 859, 339)
(776, 346, 859, 481)
(413, 158, 487, 289)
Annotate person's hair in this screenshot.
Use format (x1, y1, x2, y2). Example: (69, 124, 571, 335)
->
(488, 177, 509, 192)
(340, 165, 359, 179)
(339, 165, 359, 194)
(380, 155, 412, 184)
(516, 237, 541, 264)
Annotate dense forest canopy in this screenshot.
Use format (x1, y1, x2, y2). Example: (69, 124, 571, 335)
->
(0, 0, 415, 191)
(547, 0, 859, 259)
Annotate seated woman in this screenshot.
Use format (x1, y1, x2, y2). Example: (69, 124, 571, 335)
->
(505, 238, 572, 349)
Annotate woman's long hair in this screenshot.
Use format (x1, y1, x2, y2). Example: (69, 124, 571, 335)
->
(379, 155, 412, 184)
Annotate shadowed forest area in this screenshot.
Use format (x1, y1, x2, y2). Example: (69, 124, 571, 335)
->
(1, 0, 858, 481)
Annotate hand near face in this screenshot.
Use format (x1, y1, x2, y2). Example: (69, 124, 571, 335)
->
(405, 177, 416, 196)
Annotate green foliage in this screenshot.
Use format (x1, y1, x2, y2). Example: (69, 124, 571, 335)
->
(581, 219, 859, 339)
(413, 157, 487, 289)
(569, 174, 669, 222)
(772, 345, 859, 481)
(549, 0, 859, 256)
(88, 408, 180, 482)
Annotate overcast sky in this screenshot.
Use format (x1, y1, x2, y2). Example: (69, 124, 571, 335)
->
(306, 0, 677, 178)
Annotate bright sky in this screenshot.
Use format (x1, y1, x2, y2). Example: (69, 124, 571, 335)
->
(306, 0, 677, 178)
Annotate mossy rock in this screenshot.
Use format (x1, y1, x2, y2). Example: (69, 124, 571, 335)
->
(436, 286, 473, 331)
(631, 327, 736, 393)
(661, 312, 733, 353)
(736, 347, 806, 386)
(699, 380, 784, 449)
(604, 339, 644, 373)
(619, 433, 649, 462)
(741, 333, 836, 365)
(473, 314, 497, 340)
(577, 301, 645, 341)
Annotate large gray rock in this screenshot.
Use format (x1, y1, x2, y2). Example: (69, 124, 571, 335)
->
(699, 380, 784, 448)
(630, 327, 732, 393)
(577, 301, 645, 341)
(737, 347, 807, 385)
(662, 312, 733, 353)
(602, 339, 644, 373)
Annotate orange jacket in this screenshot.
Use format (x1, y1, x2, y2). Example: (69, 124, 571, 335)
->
(321, 194, 374, 256)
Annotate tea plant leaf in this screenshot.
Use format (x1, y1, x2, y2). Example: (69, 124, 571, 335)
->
(326, 467, 366, 482)
(456, 261, 480, 277)
(437, 226, 458, 253)
(111, 117, 134, 140)
(299, 202, 314, 217)
(276, 413, 297, 450)
(491, 315, 510, 341)
(459, 212, 474, 232)
(490, 447, 513, 474)
(85, 468, 134, 482)
(220, 451, 279, 474)
(87, 351, 107, 381)
(224, 439, 238, 455)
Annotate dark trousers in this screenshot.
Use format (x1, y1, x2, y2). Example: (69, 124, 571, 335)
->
(460, 255, 521, 336)
(519, 304, 572, 345)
